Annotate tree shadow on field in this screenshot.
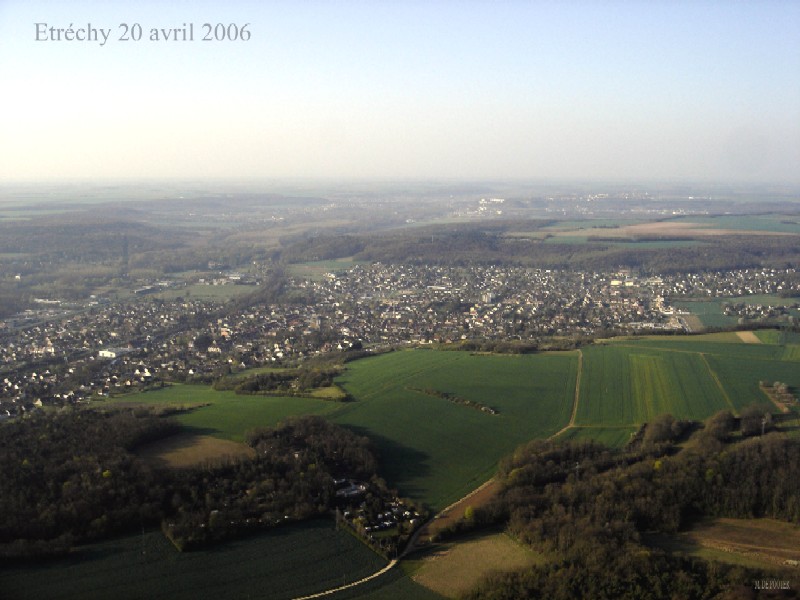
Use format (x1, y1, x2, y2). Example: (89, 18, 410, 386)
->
(177, 425, 220, 437)
(344, 425, 432, 499)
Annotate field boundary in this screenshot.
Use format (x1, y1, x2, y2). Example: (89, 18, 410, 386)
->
(699, 353, 737, 414)
(549, 349, 582, 440)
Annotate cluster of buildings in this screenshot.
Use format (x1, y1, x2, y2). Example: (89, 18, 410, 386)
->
(0, 264, 797, 418)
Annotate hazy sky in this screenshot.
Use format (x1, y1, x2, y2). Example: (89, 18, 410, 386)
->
(1, 0, 799, 183)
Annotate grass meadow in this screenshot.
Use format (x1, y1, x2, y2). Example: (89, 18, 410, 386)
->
(287, 258, 362, 281)
(150, 283, 257, 301)
(552, 425, 639, 447)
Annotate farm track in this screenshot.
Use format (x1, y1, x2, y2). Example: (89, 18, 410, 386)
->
(290, 559, 398, 600)
(402, 477, 500, 558)
(549, 349, 582, 441)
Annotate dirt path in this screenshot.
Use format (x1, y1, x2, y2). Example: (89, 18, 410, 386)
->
(404, 478, 502, 555)
(548, 349, 582, 441)
(290, 559, 398, 600)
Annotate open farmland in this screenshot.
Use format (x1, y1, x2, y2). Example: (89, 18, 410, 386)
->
(671, 214, 800, 235)
(672, 300, 739, 328)
(331, 350, 578, 510)
(0, 520, 428, 600)
(576, 334, 800, 426)
(150, 283, 257, 301)
(116, 351, 577, 511)
(120, 335, 800, 508)
(553, 217, 800, 240)
(287, 257, 362, 280)
(111, 384, 338, 442)
(575, 345, 730, 425)
(673, 295, 800, 329)
(553, 425, 639, 447)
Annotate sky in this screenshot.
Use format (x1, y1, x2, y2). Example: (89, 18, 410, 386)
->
(0, 0, 799, 184)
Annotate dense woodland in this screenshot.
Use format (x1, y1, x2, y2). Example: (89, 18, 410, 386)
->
(164, 415, 379, 550)
(0, 409, 178, 556)
(453, 412, 800, 599)
(0, 410, 381, 556)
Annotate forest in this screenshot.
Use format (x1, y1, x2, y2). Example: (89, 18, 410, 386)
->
(0, 410, 381, 557)
(448, 411, 800, 599)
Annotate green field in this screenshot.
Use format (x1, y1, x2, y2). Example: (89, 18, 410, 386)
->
(540, 218, 645, 230)
(330, 350, 578, 510)
(575, 344, 731, 425)
(0, 520, 440, 600)
(673, 300, 738, 328)
(118, 335, 800, 508)
(542, 235, 703, 248)
(109, 385, 338, 442)
(674, 295, 800, 329)
(553, 425, 639, 447)
(151, 283, 257, 301)
(288, 258, 363, 280)
(580, 335, 800, 424)
(119, 350, 577, 511)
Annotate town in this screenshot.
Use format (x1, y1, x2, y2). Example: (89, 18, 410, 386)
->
(1, 263, 797, 418)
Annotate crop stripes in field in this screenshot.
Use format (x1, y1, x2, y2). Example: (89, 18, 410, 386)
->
(699, 353, 737, 414)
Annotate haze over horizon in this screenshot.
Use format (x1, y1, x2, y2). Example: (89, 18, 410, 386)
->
(1, 0, 799, 185)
